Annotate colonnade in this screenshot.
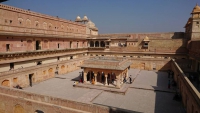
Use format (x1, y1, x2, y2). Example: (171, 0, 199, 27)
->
(83, 68, 129, 88)
(89, 41, 106, 47)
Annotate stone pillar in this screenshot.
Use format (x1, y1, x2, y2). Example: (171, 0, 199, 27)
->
(88, 41, 90, 47)
(126, 69, 128, 78)
(89, 71, 92, 83)
(116, 76, 120, 88)
(105, 75, 108, 85)
(94, 73, 97, 84)
(84, 72, 87, 83)
(99, 41, 100, 47)
(94, 41, 96, 47)
(120, 73, 123, 84)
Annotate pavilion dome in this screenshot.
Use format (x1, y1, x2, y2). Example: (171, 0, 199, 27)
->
(143, 36, 150, 42)
(86, 20, 98, 31)
(75, 16, 82, 22)
(87, 20, 95, 27)
(82, 15, 88, 21)
(191, 4, 200, 14)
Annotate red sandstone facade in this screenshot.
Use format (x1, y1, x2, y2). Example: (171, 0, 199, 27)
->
(0, 3, 199, 113)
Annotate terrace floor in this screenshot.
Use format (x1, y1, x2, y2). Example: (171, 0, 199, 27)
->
(24, 69, 184, 113)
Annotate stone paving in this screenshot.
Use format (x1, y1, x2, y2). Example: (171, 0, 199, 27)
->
(24, 69, 183, 113)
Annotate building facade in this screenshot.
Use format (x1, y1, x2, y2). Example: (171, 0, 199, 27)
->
(0, 3, 199, 113)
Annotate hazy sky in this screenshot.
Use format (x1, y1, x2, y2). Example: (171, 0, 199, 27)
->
(2, 0, 200, 34)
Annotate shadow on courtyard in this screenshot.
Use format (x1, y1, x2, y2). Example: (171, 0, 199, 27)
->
(153, 71, 183, 113)
(95, 103, 142, 113)
(71, 76, 81, 81)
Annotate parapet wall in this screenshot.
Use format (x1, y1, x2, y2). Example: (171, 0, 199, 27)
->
(0, 86, 131, 113)
(171, 60, 200, 113)
(99, 32, 185, 39)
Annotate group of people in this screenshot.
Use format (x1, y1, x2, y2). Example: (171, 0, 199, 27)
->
(13, 84, 23, 89)
(78, 71, 133, 85)
(123, 75, 132, 84)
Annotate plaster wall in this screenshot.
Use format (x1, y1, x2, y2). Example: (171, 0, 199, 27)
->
(0, 86, 129, 113)
(130, 58, 171, 71)
(42, 58, 57, 64)
(0, 36, 86, 52)
(0, 64, 10, 72)
(15, 60, 35, 69)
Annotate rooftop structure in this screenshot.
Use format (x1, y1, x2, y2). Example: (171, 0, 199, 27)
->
(80, 57, 131, 70)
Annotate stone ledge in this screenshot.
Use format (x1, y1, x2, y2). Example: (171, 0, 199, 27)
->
(74, 83, 130, 95)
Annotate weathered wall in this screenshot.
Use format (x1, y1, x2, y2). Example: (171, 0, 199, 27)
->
(0, 86, 131, 113)
(42, 58, 57, 64)
(14, 60, 36, 69)
(171, 60, 200, 113)
(97, 32, 188, 53)
(129, 58, 171, 71)
(0, 57, 88, 88)
(0, 4, 86, 35)
(0, 36, 87, 52)
(189, 41, 200, 54)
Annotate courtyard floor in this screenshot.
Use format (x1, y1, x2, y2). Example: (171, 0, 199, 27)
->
(24, 69, 183, 113)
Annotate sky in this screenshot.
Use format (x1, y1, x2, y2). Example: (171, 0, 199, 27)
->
(2, 0, 200, 34)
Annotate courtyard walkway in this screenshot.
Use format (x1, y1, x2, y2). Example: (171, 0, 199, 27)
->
(24, 69, 183, 113)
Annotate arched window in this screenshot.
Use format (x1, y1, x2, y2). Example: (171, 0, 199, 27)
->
(95, 41, 99, 47)
(100, 41, 105, 47)
(90, 41, 94, 47)
(1, 80, 10, 87)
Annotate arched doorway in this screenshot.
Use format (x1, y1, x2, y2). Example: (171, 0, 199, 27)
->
(14, 104, 25, 113)
(108, 73, 111, 80)
(95, 41, 99, 47)
(1, 80, 10, 87)
(100, 41, 105, 47)
(29, 74, 34, 87)
(91, 72, 94, 81)
(97, 72, 101, 82)
(36, 40, 41, 50)
(87, 72, 91, 82)
(48, 68, 54, 77)
(13, 77, 18, 85)
(111, 73, 116, 84)
(90, 41, 94, 47)
(61, 65, 65, 73)
(101, 72, 105, 84)
(107, 73, 111, 85)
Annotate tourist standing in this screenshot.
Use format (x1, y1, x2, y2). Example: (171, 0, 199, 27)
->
(129, 75, 132, 84)
(107, 78, 110, 85)
(123, 76, 126, 83)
